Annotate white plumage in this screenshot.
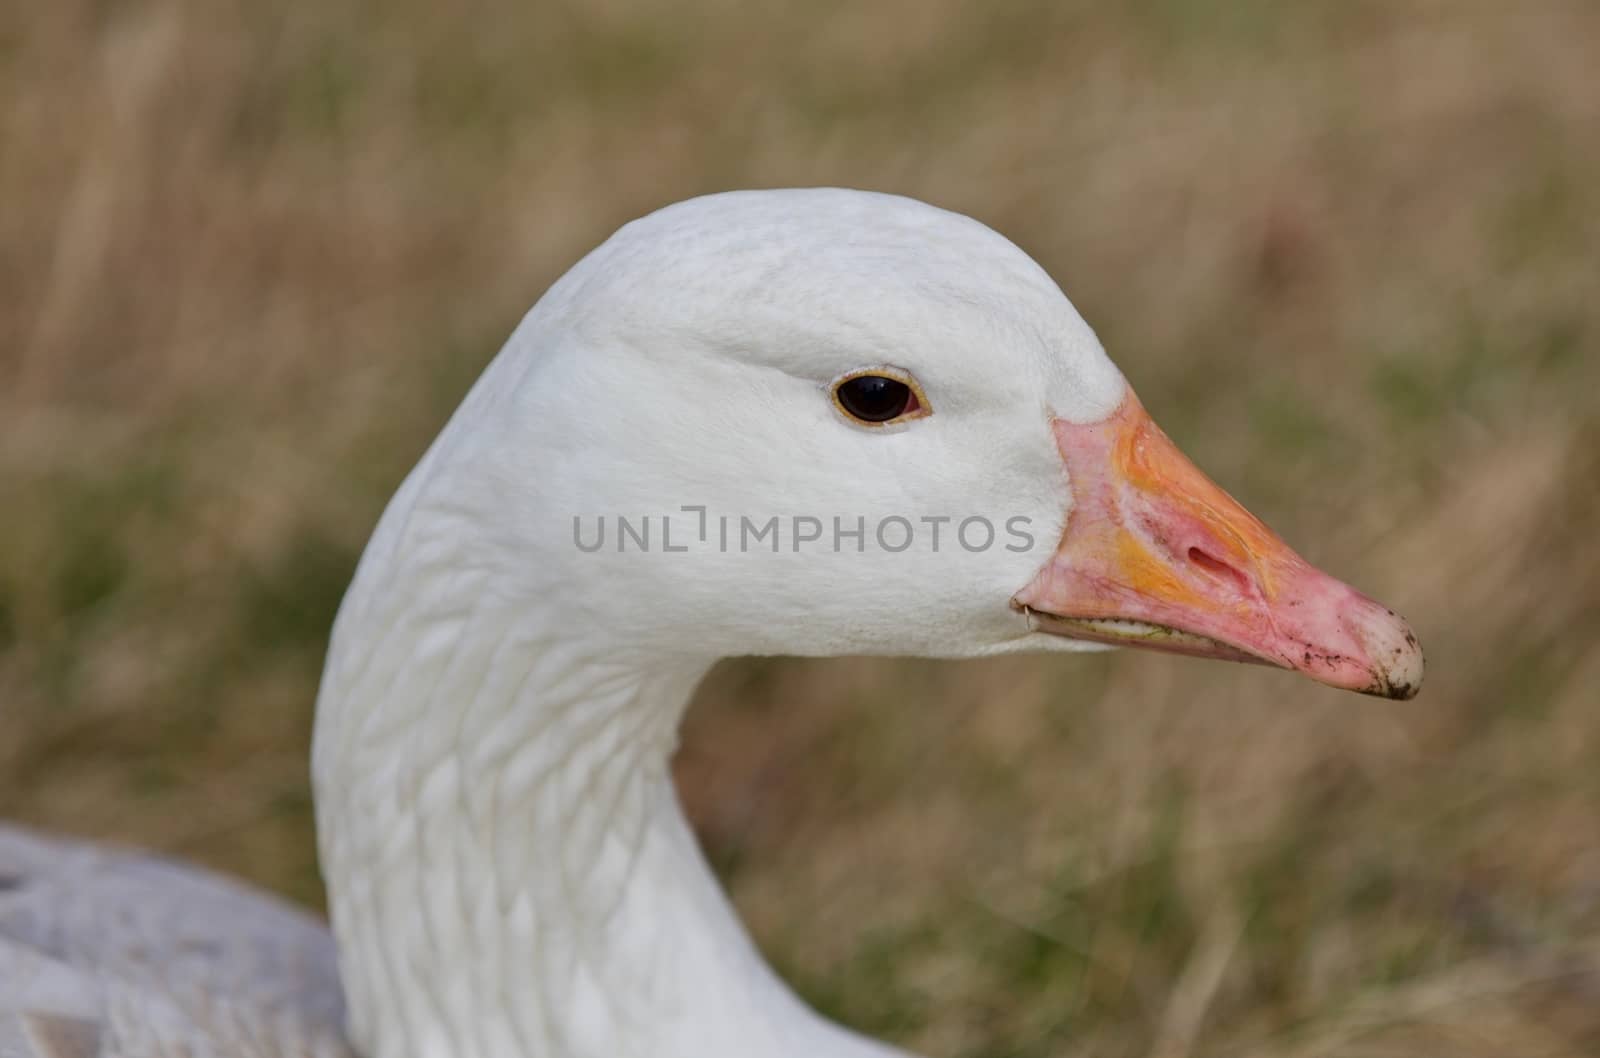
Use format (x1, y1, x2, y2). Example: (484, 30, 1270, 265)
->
(1, 189, 1420, 1058)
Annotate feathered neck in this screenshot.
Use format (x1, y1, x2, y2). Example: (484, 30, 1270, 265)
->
(310, 446, 906, 1058)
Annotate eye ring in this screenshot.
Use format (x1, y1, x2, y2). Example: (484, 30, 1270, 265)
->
(829, 367, 931, 428)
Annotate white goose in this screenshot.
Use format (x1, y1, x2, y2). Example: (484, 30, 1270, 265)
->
(0, 189, 1422, 1058)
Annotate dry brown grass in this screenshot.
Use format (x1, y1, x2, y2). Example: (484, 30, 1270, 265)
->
(3, 1, 1598, 1055)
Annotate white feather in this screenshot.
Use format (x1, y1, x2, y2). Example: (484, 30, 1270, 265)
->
(6, 189, 1131, 1058)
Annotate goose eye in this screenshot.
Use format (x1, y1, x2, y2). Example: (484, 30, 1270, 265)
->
(832, 371, 927, 426)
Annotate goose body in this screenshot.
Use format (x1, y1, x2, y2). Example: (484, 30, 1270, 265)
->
(0, 189, 1422, 1058)
(0, 826, 351, 1058)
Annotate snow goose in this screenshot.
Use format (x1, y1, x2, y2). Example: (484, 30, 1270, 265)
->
(0, 189, 1422, 1058)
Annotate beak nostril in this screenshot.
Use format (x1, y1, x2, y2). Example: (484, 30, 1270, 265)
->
(1187, 546, 1254, 595)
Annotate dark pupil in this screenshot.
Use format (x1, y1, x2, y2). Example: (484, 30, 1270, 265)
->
(838, 375, 911, 422)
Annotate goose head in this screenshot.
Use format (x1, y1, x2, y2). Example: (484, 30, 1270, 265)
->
(319, 188, 1424, 1058)
(464, 188, 1422, 696)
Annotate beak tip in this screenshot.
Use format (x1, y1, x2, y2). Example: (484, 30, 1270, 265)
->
(1355, 609, 1425, 701)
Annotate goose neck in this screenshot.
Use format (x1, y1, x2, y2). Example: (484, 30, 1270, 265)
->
(312, 496, 902, 1058)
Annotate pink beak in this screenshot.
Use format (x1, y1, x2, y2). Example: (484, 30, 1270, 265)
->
(1014, 387, 1424, 699)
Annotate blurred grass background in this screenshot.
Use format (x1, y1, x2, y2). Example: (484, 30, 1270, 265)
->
(2, 1, 1598, 1055)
